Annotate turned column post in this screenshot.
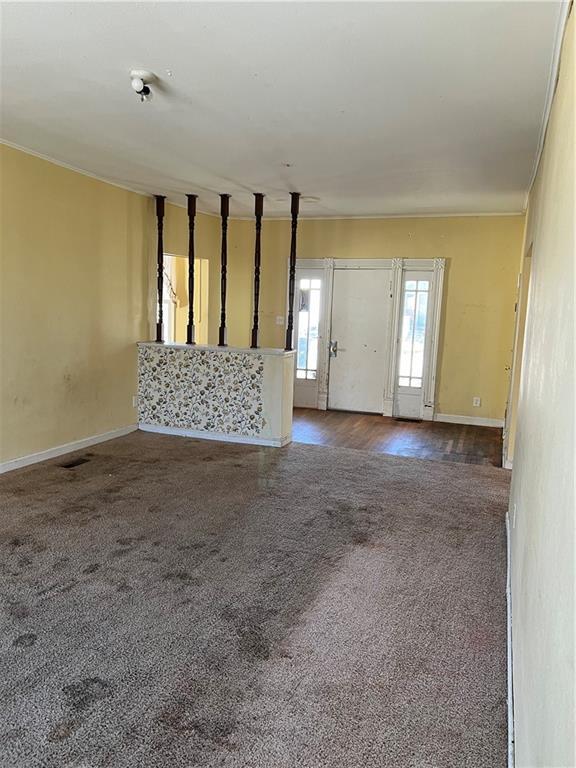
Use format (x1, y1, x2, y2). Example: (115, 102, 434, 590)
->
(155, 195, 166, 343)
(250, 193, 264, 349)
(218, 194, 231, 347)
(284, 192, 300, 351)
(186, 194, 197, 344)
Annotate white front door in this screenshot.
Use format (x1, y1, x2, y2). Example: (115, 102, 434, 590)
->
(328, 268, 392, 413)
(293, 268, 326, 408)
(394, 271, 434, 419)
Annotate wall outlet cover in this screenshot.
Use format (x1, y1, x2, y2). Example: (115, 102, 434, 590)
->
(276, 316, 285, 326)
(473, 396, 481, 407)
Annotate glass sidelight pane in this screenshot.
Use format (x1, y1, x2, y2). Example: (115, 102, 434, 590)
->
(411, 290, 429, 378)
(398, 278, 430, 389)
(296, 277, 322, 381)
(399, 291, 416, 378)
(297, 306, 309, 369)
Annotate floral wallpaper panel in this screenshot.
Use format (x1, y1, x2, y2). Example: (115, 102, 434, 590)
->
(138, 345, 265, 436)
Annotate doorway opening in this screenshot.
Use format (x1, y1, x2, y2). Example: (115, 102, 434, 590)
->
(292, 258, 444, 419)
(394, 271, 434, 419)
(503, 245, 532, 467)
(162, 254, 210, 345)
(293, 265, 328, 408)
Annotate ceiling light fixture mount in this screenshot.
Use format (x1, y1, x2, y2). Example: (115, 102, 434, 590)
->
(130, 69, 155, 102)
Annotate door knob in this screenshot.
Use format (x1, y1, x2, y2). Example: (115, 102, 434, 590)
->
(329, 340, 338, 357)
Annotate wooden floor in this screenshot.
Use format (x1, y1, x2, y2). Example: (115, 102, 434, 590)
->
(292, 408, 503, 467)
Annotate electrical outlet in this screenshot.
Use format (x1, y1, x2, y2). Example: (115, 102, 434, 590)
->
(472, 396, 481, 407)
(132, 395, 138, 408)
(276, 316, 285, 326)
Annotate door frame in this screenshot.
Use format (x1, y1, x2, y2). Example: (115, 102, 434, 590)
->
(394, 268, 438, 420)
(294, 257, 445, 417)
(502, 245, 532, 468)
(292, 262, 330, 408)
(288, 259, 334, 410)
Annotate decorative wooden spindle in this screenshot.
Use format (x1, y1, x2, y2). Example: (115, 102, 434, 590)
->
(250, 193, 265, 349)
(218, 194, 231, 347)
(186, 194, 198, 345)
(285, 192, 300, 351)
(155, 195, 166, 343)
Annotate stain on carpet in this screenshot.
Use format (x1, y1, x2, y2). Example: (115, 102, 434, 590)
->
(0, 432, 509, 767)
(62, 677, 112, 711)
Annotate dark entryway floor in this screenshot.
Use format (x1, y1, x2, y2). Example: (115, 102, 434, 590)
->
(292, 408, 504, 466)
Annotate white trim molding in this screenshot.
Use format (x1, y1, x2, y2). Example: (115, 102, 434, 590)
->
(383, 258, 404, 417)
(1, 141, 528, 221)
(506, 510, 515, 768)
(423, 258, 446, 420)
(525, 0, 572, 203)
(390, 258, 445, 421)
(0, 425, 138, 475)
(292, 258, 326, 270)
(139, 423, 290, 447)
(291, 258, 333, 411)
(434, 413, 504, 428)
(318, 258, 335, 410)
(295, 256, 445, 419)
(333, 258, 394, 270)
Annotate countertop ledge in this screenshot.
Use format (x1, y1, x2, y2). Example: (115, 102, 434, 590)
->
(138, 341, 295, 357)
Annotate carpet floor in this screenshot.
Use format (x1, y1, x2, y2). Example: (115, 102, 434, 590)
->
(0, 432, 509, 767)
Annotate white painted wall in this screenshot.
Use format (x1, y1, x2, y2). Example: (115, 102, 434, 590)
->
(509, 11, 575, 767)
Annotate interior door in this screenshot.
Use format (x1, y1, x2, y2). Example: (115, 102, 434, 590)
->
(394, 271, 434, 419)
(293, 269, 325, 408)
(328, 268, 392, 413)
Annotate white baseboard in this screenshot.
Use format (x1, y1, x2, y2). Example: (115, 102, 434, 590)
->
(434, 413, 504, 428)
(506, 511, 515, 768)
(0, 425, 138, 475)
(139, 423, 291, 448)
(503, 458, 513, 470)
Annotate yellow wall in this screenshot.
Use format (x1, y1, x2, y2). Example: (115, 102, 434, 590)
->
(0, 146, 229, 464)
(0, 147, 231, 463)
(509, 10, 574, 766)
(1, 144, 524, 466)
(216, 215, 524, 419)
(161, 204, 225, 345)
(0, 145, 154, 463)
(161, 205, 253, 349)
(170, 255, 209, 345)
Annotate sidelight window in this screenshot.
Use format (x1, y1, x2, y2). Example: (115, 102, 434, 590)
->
(398, 279, 429, 388)
(296, 278, 321, 380)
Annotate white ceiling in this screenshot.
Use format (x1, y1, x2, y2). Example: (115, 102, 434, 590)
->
(0, 2, 566, 218)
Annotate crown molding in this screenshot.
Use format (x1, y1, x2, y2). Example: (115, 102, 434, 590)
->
(229, 211, 525, 222)
(1, 138, 526, 222)
(525, 0, 572, 206)
(0, 139, 220, 218)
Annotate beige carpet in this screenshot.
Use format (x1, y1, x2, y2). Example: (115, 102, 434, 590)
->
(0, 431, 509, 767)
